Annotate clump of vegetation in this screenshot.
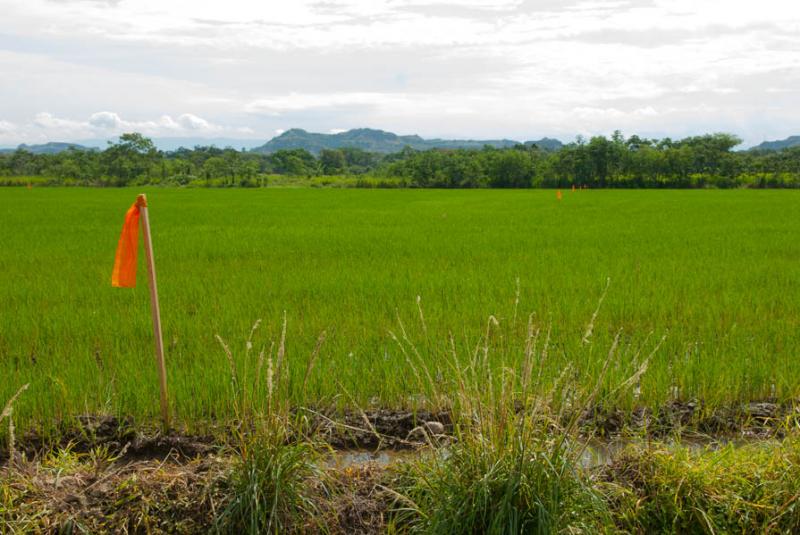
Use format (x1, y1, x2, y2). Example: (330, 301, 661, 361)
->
(605, 438, 800, 533)
(387, 307, 630, 533)
(0, 441, 230, 533)
(216, 435, 320, 534)
(393, 433, 608, 533)
(214, 318, 325, 534)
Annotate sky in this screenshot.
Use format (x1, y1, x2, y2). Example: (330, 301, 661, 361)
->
(1, 0, 799, 147)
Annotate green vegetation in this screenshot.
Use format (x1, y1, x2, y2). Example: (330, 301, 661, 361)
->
(2, 187, 799, 437)
(3, 270, 800, 532)
(389, 320, 613, 533)
(603, 438, 800, 533)
(2, 131, 800, 188)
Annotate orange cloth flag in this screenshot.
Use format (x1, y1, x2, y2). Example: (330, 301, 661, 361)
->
(556, 190, 563, 200)
(111, 199, 142, 287)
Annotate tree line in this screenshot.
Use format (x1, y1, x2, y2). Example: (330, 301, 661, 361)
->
(2, 131, 799, 188)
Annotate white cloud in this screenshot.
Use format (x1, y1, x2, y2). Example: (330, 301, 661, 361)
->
(88, 111, 123, 129)
(0, 120, 15, 135)
(245, 93, 409, 116)
(33, 112, 84, 130)
(0, 111, 242, 144)
(1, 0, 800, 145)
(176, 113, 213, 130)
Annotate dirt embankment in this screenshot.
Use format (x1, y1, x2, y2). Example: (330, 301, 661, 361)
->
(2, 402, 798, 533)
(4, 399, 795, 464)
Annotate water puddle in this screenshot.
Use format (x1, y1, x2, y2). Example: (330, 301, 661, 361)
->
(327, 436, 776, 471)
(578, 436, 777, 468)
(327, 449, 415, 469)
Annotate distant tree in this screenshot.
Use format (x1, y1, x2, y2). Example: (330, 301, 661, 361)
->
(203, 156, 228, 180)
(320, 149, 346, 174)
(487, 150, 533, 188)
(269, 149, 317, 176)
(102, 133, 160, 185)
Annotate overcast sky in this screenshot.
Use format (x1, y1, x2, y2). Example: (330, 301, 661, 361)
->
(1, 0, 799, 147)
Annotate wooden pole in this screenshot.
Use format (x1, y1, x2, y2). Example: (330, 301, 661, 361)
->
(136, 194, 170, 430)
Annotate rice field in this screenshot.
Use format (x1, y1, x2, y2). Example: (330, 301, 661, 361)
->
(1, 187, 799, 432)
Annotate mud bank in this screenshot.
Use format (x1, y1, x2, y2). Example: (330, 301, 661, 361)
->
(3, 399, 795, 465)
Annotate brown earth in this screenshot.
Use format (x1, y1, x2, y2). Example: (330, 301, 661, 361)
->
(2, 401, 797, 533)
(3, 400, 795, 465)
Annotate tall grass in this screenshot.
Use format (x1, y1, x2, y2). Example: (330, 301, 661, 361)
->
(387, 299, 652, 533)
(213, 318, 325, 534)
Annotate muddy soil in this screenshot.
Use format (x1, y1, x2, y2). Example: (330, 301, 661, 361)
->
(578, 399, 797, 438)
(308, 408, 452, 449)
(2, 402, 798, 534)
(0, 454, 230, 533)
(3, 400, 795, 466)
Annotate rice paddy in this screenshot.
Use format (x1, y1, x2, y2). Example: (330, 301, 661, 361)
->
(1, 187, 799, 433)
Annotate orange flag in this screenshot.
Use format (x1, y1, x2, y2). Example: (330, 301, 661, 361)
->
(556, 190, 563, 200)
(111, 198, 143, 287)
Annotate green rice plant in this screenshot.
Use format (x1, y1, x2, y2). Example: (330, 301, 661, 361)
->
(2, 188, 800, 434)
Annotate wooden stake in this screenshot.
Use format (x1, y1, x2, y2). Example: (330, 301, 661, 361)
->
(136, 194, 170, 430)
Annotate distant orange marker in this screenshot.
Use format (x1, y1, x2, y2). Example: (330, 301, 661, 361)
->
(556, 190, 563, 200)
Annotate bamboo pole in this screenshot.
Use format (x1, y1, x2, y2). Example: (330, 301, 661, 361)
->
(136, 194, 170, 430)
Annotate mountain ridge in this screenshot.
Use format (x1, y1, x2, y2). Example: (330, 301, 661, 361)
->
(1, 130, 566, 155)
(251, 128, 563, 154)
(0, 142, 93, 155)
(750, 135, 800, 151)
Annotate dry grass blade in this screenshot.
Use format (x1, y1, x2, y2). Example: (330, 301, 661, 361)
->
(7, 408, 15, 461)
(609, 333, 667, 397)
(302, 330, 327, 396)
(275, 310, 288, 383)
(582, 277, 611, 345)
(416, 295, 427, 335)
(215, 334, 238, 388)
(332, 382, 384, 450)
(1, 383, 29, 423)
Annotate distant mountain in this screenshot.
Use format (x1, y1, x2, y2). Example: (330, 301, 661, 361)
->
(252, 128, 562, 154)
(0, 132, 565, 155)
(0, 142, 92, 155)
(524, 138, 564, 151)
(750, 136, 800, 151)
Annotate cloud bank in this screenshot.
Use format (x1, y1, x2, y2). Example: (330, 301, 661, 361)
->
(1, 0, 799, 146)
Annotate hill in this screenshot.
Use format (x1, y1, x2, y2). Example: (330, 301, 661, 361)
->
(0, 142, 92, 155)
(524, 138, 565, 151)
(251, 128, 562, 154)
(750, 136, 800, 151)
